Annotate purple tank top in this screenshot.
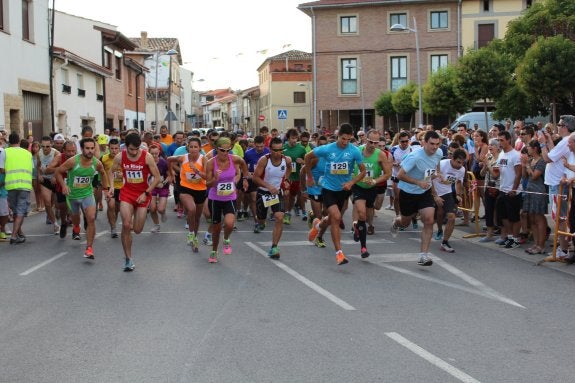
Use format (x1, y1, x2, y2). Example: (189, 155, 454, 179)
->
(208, 155, 237, 201)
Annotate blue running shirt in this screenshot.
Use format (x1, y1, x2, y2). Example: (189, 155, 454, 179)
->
(398, 148, 442, 194)
(313, 142, 362, 192)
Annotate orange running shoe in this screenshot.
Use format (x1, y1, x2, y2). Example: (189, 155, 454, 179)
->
(336, 250, 348, 265)
(308, 218, 321, 242)
(83, 246, 94, 260)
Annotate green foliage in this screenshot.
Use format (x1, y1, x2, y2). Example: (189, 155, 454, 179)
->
(516, 35, 575, 106)
(493, 83, 547, 120)
(391, 83, 417, 115)
(422, 66, 471, 120)
(455, 48, 509, 103)
(374, 91, 394, 117)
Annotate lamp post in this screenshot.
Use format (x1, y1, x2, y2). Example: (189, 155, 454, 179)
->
(297, 82, 313, 131)
(391, 17, 422, 128)
(345, 64, 365, 131)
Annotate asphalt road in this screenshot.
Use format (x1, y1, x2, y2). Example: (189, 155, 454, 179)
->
(1, 201, 575, 383)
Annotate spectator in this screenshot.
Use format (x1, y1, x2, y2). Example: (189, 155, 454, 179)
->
(522, 140, 547, 254)
(479, 138, 502, 242)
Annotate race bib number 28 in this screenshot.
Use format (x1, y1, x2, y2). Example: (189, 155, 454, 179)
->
(330, 162, 349, 175)
(217, 182, 235, 196)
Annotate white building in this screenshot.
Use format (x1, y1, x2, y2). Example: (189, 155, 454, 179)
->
(0, 0, 51, 138)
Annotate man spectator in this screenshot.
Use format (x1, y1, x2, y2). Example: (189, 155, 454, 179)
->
(167, 130, 185, 156)
(260, 126, 271, 147)
(3, 132, 33, 244)
(538, 115, 575, 261)
(159, 125, 173, 146)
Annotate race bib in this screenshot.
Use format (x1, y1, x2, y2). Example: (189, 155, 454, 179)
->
(330, 162, 349, 175)
(73, 176, 91, 188)
(291, 162, 297, 173)
(262, 193, 279, 207)
(217, 182, 235, 196)
(424, 168, 437, 181)
(126, 170, 144, 184)
(113, 171, 123, 183)
(186, 172, 201, 183)
(446, 175, 457, 184)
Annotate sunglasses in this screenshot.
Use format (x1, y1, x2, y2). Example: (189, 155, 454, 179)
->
(218, 148, 231, 152)
(42, 145, 51, 148)
(400, 140, 409, 143)
(557, 123, 566, 127)
(271, 148, 283, 152)
(367, 140, 379, 144)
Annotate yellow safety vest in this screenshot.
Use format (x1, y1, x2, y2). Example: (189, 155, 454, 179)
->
(4, 147, 33, 191)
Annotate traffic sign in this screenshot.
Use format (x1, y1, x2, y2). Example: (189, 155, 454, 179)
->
(258, 115, 265, 121)
(277, 110, 288, 120)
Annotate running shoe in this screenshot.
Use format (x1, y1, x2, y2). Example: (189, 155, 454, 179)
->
(110, 227, 118, 239)
(72, 230, 81, 240)
(177, 209, 183, 218)
(9, 236, 25, 245)
(59, 223, 68, 239)
(184, 223, 189, 229)
(302, 210, 308, 221)
(203, 234, 213, 246)
(412, 222, 419, 230)
(83, 246, 95, 259)
(440, 241, 455, 253)
(268, 246, 280, 259)
(53, 223, 60, 235)
(352, 221, 360, 242)
(123, 258, 135, 272)
(390, 220, 399, 238)
(336, 250, 348, 265)
(237, 211, 246, 222)
(191, 236, 199, 253)
(367, 225, 375, 235)
(417, 253, 433, 266)
(314, 237, 326, 248)
(360, 247, 370, 259)
(308, 218, 320, 242)
(187, 232, 195, 246)
(223, 239, 232, 255)
(283, 213, 291, 225)
(208, 251, 218, 263)
(150, 224, 161, 233)
(434, 231, 443, 241)
(253, 223, 262, 233)
(294, 206, 301, 216)
(0, 232, 6, 241)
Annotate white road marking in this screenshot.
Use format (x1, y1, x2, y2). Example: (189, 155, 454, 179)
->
(245, 242, 356, 311)
(257, 239, 394, 247)
(385, 332, 482, 383)
(81, 230, 108, 245)
(433, 257, 525, 308)
(348, 253, 422, 262)
(20, 252, 68, 276)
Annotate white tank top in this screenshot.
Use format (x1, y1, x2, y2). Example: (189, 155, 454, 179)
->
(260, 155, 286, 191)
(39, 148, 57, 179)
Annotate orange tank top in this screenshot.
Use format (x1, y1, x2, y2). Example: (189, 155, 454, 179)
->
(180, 154, 207, 190)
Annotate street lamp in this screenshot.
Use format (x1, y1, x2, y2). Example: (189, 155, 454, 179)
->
(345, 64, 365, 132)
(298, 82, 313, 131)
(391, 17, 422, 128)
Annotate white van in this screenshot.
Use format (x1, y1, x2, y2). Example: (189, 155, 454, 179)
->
(450, 112, 502, 131)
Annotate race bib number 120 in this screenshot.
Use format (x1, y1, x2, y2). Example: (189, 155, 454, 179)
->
(73, 176, 91, 188)
(330, 162, 349, 175)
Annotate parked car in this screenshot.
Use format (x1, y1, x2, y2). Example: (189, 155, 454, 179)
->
(450, 112, 502, 131)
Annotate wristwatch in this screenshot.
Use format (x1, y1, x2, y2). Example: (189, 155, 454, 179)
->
(144, 191, 150, 196)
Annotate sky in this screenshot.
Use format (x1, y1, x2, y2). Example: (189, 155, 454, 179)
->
(53, 0, 313, 91)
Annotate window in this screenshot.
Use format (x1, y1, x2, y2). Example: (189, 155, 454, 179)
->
(341, 58, 357, 95)
(76, 73, 84, 89)
(390, 13, 407, 28)
(340, 16, 357, 34)
(21, 0, 30, 40)
(525, 0, 533, 8)
(294, 119, 306, 130)
(104, 51, 112, 69)
(128, 70, 133, 94)
(430, 11, 448, 29)
(477, 23, 495, 48)
(482, 0, 491, 12)
(115, 56, 121, 80)
(390, 56, 407, 91)
(431, 54, 448, 73)
(294, 91, 306, 103)
(96, 77, 103, 101)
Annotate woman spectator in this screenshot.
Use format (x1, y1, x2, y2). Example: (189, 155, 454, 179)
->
(478, 138, 502, 242)
(521, 140, 548, 254)
(30, 140, 44, 212)
(471, 130, 489, 219)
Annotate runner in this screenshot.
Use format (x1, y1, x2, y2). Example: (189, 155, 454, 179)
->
(167, 137, 207, 252)
(243, 135, 270, 232)
(101, 138, 122, 238)
(204, 137, 249, 263)
(305, 123, 366, 265)
(390, 130, 443, 266)
(47, 140, 77, 238)
(148, 144, 173, 233)
(351, 129, 391, 258)
(390, 131, 413, 216)
(282, 128, 307, 225)
(253, 137, 292, 258)
(108, 132, 161, 271)
(432, 148, 466, 253)
(302, 135, 328, 247)
(55, 137, 108, 259)
(37, 136, 59, 235)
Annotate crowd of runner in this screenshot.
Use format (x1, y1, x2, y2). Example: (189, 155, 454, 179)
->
(2, 115, 575, 270)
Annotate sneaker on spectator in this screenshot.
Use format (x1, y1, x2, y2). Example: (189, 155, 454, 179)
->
(505, 239, 521, 249)
(494, 237, 507, 246)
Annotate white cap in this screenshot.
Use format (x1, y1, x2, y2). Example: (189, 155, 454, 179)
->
(53, 134, 65, 141)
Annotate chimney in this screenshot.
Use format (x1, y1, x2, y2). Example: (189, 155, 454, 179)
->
(140, 31, 148, 49)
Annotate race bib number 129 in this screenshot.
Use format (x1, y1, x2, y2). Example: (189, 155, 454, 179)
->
(330, 162, 349, 175)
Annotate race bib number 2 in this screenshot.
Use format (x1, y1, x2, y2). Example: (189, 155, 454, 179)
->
(330, 162, 349, 175)
(262, 193, 279, 207)
(217, 182, 235, 196)
(126, 170, 144, 184)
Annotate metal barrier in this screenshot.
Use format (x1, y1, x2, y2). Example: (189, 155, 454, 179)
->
(459, 171, 485, 239)
(547, 182, 573, 263)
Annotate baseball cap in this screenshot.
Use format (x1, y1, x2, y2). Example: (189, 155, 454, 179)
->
(97, 134, 109, 145)
(53, 133, 65, 141)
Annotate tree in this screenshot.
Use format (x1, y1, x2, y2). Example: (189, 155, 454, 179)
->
(422, 66, 471, 122)
(455, 48, 509, 128)
(392, 83, 417, 128)
(374, 91, 396, 131)
(516, 35, 575, 122)
(492, 83, 547, 121)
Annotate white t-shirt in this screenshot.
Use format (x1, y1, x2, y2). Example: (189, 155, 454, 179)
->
(497, 148, 521, 193)
(433, 159, 466, 196)
(0, 147, 5, 169)
(564, 151, 575, 181)
(545, 136, 569, 186)
(391, 145, 412, 177)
